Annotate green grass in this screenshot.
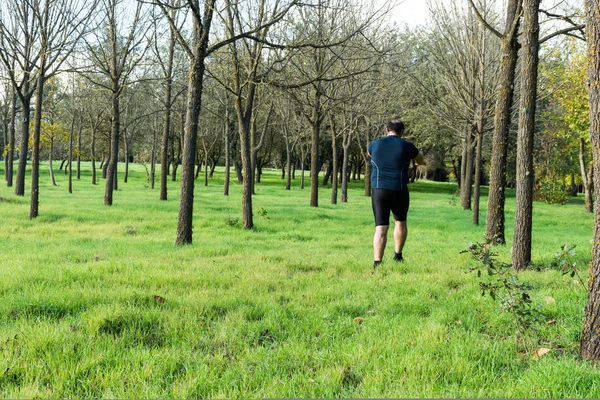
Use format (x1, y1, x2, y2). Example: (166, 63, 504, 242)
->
(0, 161, 598, 398)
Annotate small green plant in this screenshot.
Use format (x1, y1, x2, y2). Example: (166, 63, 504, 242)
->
(125, 225, 137, 235)
(224, 216, 239, 227)
(462, 241, 545, 350)
(448, 196, 458, 206)
(552, 243, 586, 287)
(257, 207, 269, 218)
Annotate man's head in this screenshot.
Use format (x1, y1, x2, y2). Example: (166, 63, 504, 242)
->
(386, 119, 405, 137)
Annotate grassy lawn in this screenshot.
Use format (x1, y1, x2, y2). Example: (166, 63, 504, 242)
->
(0, 162, 598, 398)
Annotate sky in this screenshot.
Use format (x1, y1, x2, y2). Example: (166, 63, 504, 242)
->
(387, 0, 431, 27)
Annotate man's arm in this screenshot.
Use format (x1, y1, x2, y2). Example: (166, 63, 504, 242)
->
(414, 152, 426, 166)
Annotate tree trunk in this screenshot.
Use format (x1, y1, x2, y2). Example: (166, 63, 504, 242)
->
(461, 127, 474, 210)
(322, 161, 332, 186)
(300, 147, 307, 190)
(581, 0, 600, 360)
(485, 0, 522, 244)
(76, 117, 82, 180)
(176, 7, 213, 244)
(68, 111, 75, 194)
(364, 155, 372, 197)
(285, 136, 293, 190)
(15, 93, 31, 197)
(341, 143, 350, 202)
(30, 55, 46, 218)
(580, 138, 594, 213)
(224, 114, 231, 196)
(512, 0, 540, 271)
(330, 123, 338, 204)
(150, 126, 157, 189)
(48, 138, 56, 186)
(101, 153, 108, 179)
(123, 132, 129, 184)
(570, 172, 578, 196)
(105, 89, 120, 206)
(160, 23, 175, 201)
(6, 90, 16, 187)
(310, 88, 321, 207)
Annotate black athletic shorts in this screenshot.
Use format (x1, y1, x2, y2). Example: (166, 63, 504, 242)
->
(371, 188, 410, 226)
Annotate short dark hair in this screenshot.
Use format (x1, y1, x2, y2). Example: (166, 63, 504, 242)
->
(386, 119, 405, 136)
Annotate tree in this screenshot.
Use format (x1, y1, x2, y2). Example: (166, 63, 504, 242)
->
(512, 0, 541, 270)
(152, 0, 217, 244)
(27, 0, 94, 218)
(581, 0, 600, 361)
(0, 1, 41, 196)
(82, 0, 150, 206)
(468, 0, 523, 244)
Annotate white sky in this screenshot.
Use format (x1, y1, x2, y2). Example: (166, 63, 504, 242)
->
(388, 0, 431, 27)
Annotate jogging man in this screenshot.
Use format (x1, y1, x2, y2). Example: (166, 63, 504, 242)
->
(368, 119, 426, 269)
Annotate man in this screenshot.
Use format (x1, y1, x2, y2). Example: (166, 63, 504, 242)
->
(368, 119, 426, 269)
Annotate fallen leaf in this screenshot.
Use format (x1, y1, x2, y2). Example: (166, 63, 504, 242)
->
(353, 317, 364, 325)
(455, 320, 462, 325)
(544, 296, 555, 304)
(366, 310, 376, 316)
(532, 347, 551, 360)
(545, 319, 557, 325)
(573, 280, 580, 285)
(308, 378, 317, 384)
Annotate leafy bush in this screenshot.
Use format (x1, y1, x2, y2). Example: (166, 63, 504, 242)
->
(535, 178, 568, 205)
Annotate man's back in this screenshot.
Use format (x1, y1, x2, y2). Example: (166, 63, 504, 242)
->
(369, 136, 418, 191)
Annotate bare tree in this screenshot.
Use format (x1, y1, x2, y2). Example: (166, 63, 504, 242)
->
(82, 0, 150, 206)
(0, 1, 41, 196)
(23, 0, 95, 218)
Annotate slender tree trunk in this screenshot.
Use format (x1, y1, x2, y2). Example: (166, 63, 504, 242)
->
(6, 90, 16, 187)
(473, 131, 483, 225)
(204, 150, 209, 187)
(570, 172, 578, 196)
(160, 24, 175, 201)
(2, 108, 7, 183)
(330, 124, 338, 205)
(285, 136, 292, 190)
(123, 132, 129, 183)
(486, 0, 522, 244)
(101, 153, 108, 179)
(580, 138, 594, 213)
(30, 59, 46, 218)
(105, 89, 120, 206)
(68, 111, 75, 194)
(310, 88, 322, 207)
(512, 0, 540, 271)
(48, 138, 56, 186)
(364, 155, 372, 197)
(224, 113, 231, 196)
(15, 93, 32, 197)
(460, 138, 468, 193)
(300, 147, 307, 190)
(76, 117, 82, 180)
(581, 0, 600, 360)
(473, 17, 487, 225)
(341, 142, 350, 203)
(461, 127, 474, 210)
(151, 127, 157, 189)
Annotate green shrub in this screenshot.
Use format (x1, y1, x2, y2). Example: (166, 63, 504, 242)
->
(535, 178, 568, 205)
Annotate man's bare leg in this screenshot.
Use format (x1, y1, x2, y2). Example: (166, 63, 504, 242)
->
(373, 225, 389, 266)
(394, 220, 407, 261)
